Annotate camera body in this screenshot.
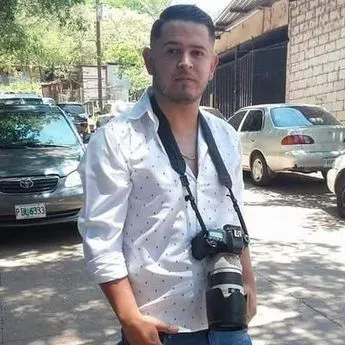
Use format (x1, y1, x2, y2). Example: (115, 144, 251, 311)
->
(191, 224, 245, 260)
(191, 224, 247, 330)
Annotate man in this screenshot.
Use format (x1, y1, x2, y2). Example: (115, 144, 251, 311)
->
(78, 5, 256, 345)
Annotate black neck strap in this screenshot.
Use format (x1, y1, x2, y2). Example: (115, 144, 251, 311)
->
(150, 95, 249, 241)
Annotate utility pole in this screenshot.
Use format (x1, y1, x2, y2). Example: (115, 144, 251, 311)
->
(96, 0, 103, 111)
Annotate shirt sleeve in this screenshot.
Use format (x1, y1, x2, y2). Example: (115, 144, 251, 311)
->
(77, 125, 132, 283)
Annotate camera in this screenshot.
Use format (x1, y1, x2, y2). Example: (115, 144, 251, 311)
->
(191, 224, 247, 330)
(191, 224, 245, 260)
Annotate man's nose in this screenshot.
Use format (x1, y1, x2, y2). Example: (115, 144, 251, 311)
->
(178, 53, 193, 69)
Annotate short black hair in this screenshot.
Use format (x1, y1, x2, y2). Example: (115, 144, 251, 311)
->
(150, 5, 216, 47)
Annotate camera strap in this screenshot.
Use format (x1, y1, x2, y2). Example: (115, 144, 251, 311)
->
(150, 95, 249, 243)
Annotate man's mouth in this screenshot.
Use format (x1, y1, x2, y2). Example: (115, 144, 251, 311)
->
(175, 77, 196, 82)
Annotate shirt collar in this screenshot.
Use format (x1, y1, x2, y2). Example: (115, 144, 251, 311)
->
(125, 87, 218, 179)
(126, 86, 215, 129)
(124, 87, 159, 131)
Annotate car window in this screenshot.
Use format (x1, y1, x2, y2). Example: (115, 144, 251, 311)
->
(58, 104, 85, 114)
(228, 111, 247, 130)
(240, 110, 264, 132)
(270, 106, 342, 127)
(0, 98, 43, 105)
(0, 108, 80, 147)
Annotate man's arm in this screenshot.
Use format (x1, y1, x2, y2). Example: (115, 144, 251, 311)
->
(100, 278, 178, 345)
(231, 130, 257, 324)
(241, 247, 257, 323)
(78, 126, 177, 345)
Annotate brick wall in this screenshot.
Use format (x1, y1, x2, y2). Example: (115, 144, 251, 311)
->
(286, 0, 345, 122)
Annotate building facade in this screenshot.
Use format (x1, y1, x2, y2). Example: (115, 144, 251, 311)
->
(203, 0, 289, 118)
(213, 0, 345, 123)
(286, 0, 345, 122)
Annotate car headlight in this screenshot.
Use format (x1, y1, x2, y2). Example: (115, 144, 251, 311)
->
(65, 170, 82, 187)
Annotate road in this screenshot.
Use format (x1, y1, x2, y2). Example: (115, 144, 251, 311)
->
(0, 172, 344, 345)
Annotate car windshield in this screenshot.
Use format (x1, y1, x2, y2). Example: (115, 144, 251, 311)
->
(270, 106, 342, 127)
(0, 108, 80, 147)
(59, 104, 85, 114)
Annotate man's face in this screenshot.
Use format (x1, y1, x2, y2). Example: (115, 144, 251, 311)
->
(144, 20, 218, 104)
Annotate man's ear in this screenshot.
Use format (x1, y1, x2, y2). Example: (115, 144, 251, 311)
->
(209, 54, 219, 81)
(143, 47, 153, 75)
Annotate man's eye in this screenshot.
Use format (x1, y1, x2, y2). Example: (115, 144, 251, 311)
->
(167, 49, 180, 55)
(192, 50, 205, 57)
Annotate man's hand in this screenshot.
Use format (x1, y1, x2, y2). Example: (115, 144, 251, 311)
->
(244, 282, 257, 324)
(122, 314, 179, 345)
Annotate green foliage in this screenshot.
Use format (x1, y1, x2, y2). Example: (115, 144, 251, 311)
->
(104, 41, 151, 91)
(0, 0, 84, 54)
(0, 0, 168, 93)
(105, 0, 170, 18)
(0, 82, 42, 95)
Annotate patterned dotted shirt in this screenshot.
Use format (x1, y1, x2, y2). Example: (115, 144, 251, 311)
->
(78, 88, 245, 332)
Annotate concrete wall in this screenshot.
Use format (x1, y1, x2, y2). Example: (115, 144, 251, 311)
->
(215, 0, 289, 55)
(287, 0, 345, 122)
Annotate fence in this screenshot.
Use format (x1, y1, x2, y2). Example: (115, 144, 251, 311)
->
(202, 43, 287, 119)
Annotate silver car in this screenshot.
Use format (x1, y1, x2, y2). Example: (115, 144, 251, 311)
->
(0, 104, 85, 228)
(228, 104, 345, 185)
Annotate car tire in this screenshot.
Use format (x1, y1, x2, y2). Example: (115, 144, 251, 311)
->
(250, 152, 271, 186)
(336, 176, 345, 219)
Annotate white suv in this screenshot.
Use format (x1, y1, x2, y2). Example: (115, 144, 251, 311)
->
(327, 154, 345, 218)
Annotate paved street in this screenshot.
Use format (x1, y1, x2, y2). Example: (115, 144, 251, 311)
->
(0, 172, 344, 345)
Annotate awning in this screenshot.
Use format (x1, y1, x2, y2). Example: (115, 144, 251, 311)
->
(215, 0, 280, 30)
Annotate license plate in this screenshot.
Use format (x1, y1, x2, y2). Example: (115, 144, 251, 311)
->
(323, 158, 335, 168)
(14, 203, 46, 220)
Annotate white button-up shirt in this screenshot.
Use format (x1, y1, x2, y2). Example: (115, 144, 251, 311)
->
(78, 88, 245, 332)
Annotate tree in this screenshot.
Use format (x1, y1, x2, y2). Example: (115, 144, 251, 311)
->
(0, 0, 169, 93)
(106, 0, 170, 18)
(0, 0, 84, 54)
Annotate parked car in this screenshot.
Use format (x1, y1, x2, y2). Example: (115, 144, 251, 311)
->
(327, 154, 345, 218)
(42, 97, 56, 105)
(0, 92, 43, 105)
(0, 104, 85, 228)
(228, 104, 345, 185)
(57, 102, 94, 137)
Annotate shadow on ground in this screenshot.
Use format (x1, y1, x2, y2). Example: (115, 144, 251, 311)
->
(1, 173, 344, 345)
(0, 225, 120, 345)
(250, 239, 345, 344)
(243, 172, 344, 232)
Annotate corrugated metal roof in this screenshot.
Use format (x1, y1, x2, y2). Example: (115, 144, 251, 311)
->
(215, 0, 278, 29)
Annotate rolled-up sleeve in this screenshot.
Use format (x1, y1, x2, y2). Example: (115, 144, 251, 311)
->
(77, 125, 132, 283)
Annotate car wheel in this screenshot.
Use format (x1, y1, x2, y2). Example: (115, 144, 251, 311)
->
(250, 152, 271, 186)
(336, 176, 345, 219)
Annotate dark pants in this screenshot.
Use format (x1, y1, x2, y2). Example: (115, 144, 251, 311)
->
(118, 329, 252, 345)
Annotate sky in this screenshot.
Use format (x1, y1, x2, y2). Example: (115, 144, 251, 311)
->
(169, 0, 230, 19)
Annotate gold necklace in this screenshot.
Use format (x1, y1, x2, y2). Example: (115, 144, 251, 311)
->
(181, 152, 197, 160)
